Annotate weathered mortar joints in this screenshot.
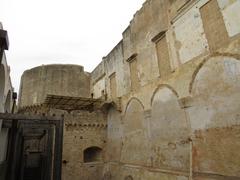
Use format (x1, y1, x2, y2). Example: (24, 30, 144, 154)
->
(18, 0, 240, 179)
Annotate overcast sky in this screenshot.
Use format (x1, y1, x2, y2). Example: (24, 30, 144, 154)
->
(0, 0, 145, 93)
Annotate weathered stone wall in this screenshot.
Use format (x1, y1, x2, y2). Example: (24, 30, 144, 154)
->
(0, 23, 14, 180)
(91, 41, 128, 99)
(19, 64, 90, 108)
(91, 61, 106, 98)
(91, 0, 240, 179)
(106, 107, 123, 163)
(60, 110, 107, 180)
(20, 107, 107, 180)
(17, 0, 240, 179)
(91, 0, 170, 99)
(0, 38, 13, 113)
(18, 64, 106, 179)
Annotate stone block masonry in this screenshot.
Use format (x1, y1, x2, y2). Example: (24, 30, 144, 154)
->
(18, 0, 240, 179)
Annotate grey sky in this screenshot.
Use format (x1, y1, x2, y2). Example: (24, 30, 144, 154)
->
(0, 0, 145, 93)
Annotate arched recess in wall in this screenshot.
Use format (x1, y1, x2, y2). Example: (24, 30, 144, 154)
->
(83, 146, 103, 163)
(0, 64, 6, 112)
(188, 55, 240, 176)
(150, 85, 190, 171)
(4, 90, 11, 113)
(107, 106, 123, 162)
(121, 97, 150, 166)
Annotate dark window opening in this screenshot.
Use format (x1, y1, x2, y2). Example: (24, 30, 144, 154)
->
(83, 146, 103, 163)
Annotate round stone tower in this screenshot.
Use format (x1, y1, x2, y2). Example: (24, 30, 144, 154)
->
(18, 64, 90, 108)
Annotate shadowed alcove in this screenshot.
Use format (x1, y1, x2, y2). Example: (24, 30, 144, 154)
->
(83, 146, 103, 163)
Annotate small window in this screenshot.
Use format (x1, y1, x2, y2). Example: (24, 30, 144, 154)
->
(101, 90, 105, 96)
(83, 146, 103, 163)
(152, 31, 171, 77)
(200, 0, 229, 52)
(127, 53, 140, 91)
(109, 73, 117, 99)
(4, 91, 11, 113)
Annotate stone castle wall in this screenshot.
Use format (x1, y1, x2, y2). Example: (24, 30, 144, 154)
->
(51, 109, 107, 180)
(91, 0, 240, 179)
(18, 0, 240, 179)
(19, 64, 90, 107)
(18, 64, 106, 180)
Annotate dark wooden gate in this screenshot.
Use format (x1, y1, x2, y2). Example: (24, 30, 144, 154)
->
(0, 113, 63, 180)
